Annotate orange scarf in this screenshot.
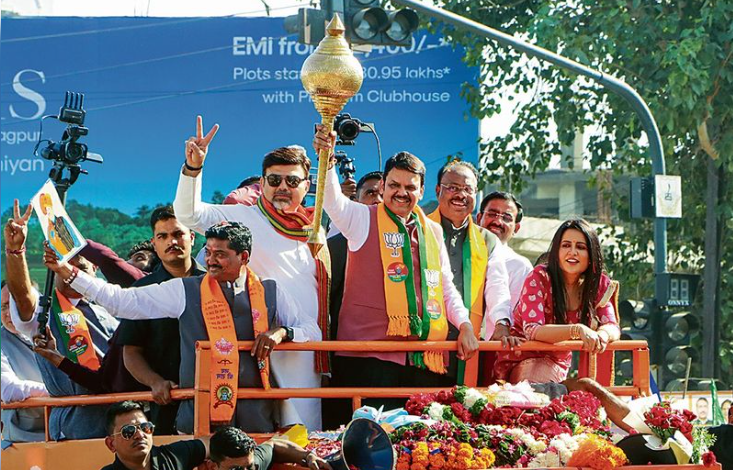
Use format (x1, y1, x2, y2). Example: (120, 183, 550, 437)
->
(201, 269, 270, 424)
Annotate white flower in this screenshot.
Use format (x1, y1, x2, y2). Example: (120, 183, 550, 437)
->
(463, 388, 485, 408)
(598, 405, 608, 423)
(528, 451, 560, 468)
(427, 403, 445, 421)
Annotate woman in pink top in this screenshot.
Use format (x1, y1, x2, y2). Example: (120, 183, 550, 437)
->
(494, 219, 620, 384)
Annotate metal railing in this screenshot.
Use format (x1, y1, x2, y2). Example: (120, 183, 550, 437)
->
(1, 339, 651, 441)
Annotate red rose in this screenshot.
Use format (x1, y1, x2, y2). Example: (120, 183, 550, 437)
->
(702, 452, 717, 467)
(539, 420, 572, 437)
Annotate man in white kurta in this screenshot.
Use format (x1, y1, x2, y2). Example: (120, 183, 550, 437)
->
(173, 120, 322, 429)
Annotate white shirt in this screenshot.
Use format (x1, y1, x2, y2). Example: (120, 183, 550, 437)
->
(9, 287, 117, 359)
(504, 245, 533, 311)
(1, 348, 48, 403)
(69, 270, 320, 343)
(322, 167, 470, 329)
(173, 170, 320, 326)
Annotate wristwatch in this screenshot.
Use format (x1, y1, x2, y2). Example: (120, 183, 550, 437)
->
(283, 326, 295, 342)
(496, 319, 511, 327)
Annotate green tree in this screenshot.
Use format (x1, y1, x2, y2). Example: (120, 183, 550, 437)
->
(434, 0, 732, 382)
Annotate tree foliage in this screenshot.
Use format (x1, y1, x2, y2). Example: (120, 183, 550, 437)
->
(434, 0, 732, 379)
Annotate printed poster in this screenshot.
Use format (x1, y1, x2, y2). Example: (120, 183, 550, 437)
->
(31, 180, 86, 262)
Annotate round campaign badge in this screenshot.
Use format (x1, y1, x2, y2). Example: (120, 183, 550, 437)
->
(68, 335, 89, 357)
(387, 262, 409, 282)
(426, 299, 442, 320)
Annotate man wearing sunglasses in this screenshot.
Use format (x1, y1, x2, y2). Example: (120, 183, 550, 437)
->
(173, 116, 326, 431)
(207, 426, 331, 470)
(101, 400, 209, 470)
(429, 161, 514, 382)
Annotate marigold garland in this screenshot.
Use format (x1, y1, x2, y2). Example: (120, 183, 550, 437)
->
(566, 434, 627, 470)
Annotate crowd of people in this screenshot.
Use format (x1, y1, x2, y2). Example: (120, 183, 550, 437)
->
(1, 114, 668, 449)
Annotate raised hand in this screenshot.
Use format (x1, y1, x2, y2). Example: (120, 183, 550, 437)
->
(313, 124, 337, 168)
(184, 115, 220, 173)
(4, 199, 33, 250)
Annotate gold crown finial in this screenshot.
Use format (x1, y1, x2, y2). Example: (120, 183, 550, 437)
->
(326, 14, 345, 36)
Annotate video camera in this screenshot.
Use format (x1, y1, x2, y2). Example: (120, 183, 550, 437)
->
(333, 113, 374, 146)
(38, 92, 103, 166)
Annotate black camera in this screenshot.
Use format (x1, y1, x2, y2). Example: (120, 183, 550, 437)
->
(39, 92, 102, 165)
(333, 113, 374, 146)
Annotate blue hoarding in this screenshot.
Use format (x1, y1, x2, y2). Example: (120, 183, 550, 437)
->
(1, 17, 477, 213)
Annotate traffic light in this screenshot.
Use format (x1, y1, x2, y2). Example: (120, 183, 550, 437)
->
(616, 299, 656, 384)
(284, 0, 419, 46)
(659, 308, 701, 388)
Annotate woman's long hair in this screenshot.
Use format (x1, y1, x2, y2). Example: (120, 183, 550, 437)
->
(546, 219, 604, 326)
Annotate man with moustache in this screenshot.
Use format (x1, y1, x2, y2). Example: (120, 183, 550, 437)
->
(476, 192, 533, 313)
(428, 161, 514, 383)
(45, 221, 320, 433)
(116, 205, 206, 435)
(314, 127, 478, 410)
(100, 400, 210, 470)
(173, 117, 327, 430)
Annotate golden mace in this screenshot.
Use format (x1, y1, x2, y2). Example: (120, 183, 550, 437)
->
(301, 14, 363, 255)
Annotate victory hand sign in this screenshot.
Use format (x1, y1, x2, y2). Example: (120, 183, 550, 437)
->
(183, 115, 219, 176)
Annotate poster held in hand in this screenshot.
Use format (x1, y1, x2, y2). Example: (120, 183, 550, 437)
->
(31, 180, 86, 262)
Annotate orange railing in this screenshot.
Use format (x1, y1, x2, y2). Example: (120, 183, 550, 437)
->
(1, 340, 650, 441)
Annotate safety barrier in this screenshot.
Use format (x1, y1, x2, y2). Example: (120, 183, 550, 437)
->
(1, 339, 651, 442)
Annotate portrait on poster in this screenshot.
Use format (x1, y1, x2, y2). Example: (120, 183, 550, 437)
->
(31, 180, 86, 262)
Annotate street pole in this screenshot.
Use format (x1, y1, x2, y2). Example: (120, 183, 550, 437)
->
(392, 0, 669, 320)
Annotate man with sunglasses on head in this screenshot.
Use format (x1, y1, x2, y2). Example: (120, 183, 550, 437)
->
(206, 426, 331, 470)
(428, 161, 514, 383)
(173, 117, 327, 431)
(101, 400, 209, 470)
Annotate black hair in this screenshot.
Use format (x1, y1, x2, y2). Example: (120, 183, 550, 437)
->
(356, 171, 383, 194)
(210, 426, 258, 463)
(205, 221, 252, 254)
(238, 175, 261, 189)
(437, 160, 478, 184)
(127, 240, 156, 260)
(105, 401, 145, 435)
(534, 251, 550, 267)
(149, 205, 177, 231)
(383, 151, 425, 187)
(479, 191, 524, 223)
(546, 218, 604, 326)
(262, 146, 311, 177)
(1, 280, 5, 289)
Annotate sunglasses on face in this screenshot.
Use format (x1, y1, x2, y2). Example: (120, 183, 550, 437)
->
(112, 422, 155, 440)
(265, 174, 306, 188)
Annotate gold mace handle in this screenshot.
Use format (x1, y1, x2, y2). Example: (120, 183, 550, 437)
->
(307, 115, 335, 256)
